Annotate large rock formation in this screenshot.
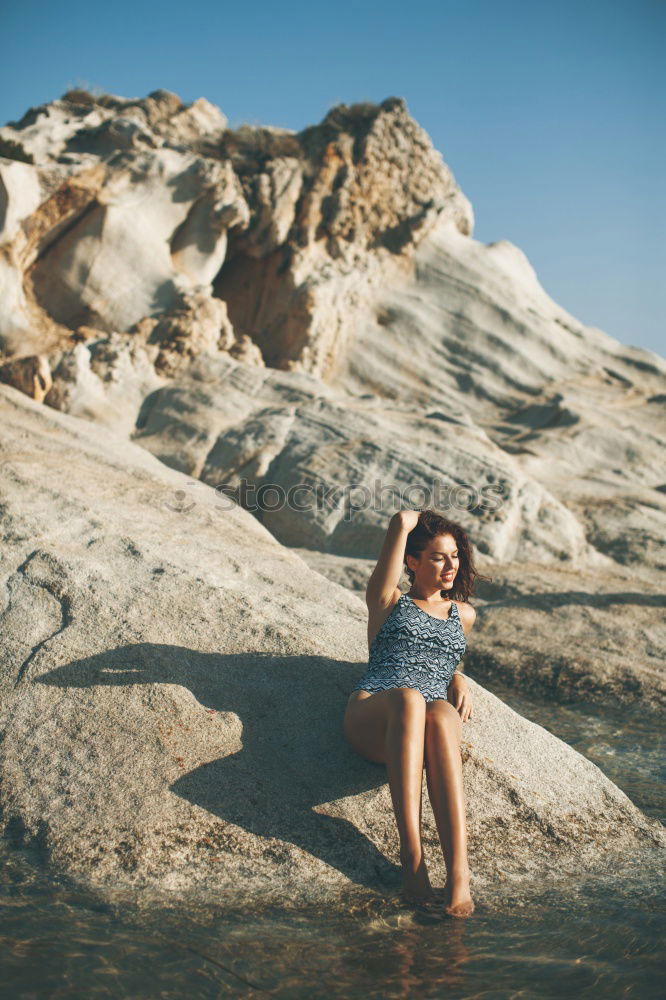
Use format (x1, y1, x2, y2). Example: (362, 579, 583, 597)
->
(0, 384, 663, 900)
(0, 88, 470, 378)
(1, 88, 664, 709)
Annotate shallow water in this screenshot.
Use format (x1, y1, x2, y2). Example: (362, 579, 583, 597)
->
(1, 689, 664, 999)
(488, 681, 665, 824)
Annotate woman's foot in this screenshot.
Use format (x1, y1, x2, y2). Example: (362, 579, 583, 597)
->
(442, 870, 475, 917)
(400, 847, 435, 904)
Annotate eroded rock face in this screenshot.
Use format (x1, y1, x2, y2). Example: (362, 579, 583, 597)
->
(41, 334, 164, 436)
(0, 383, 663, 901)
(213, 99, 474, 378)
(0, 352, 51, 401)
(0, 90, 471, 380)
(128, 352, 595, 567)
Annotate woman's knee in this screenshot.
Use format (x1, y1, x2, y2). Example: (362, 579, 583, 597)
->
(387, 687, 427, 720)
(425, 701, 462, 742)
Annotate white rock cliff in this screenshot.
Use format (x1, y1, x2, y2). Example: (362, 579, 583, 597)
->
(0, 88, 664, 895)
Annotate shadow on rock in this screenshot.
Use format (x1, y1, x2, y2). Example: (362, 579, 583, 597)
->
(39, 647, 402, 892)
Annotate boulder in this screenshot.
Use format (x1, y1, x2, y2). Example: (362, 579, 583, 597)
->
(0, 383, 663, 902)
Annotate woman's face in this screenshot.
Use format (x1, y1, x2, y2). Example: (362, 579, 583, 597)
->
(410, 533, 460, 590)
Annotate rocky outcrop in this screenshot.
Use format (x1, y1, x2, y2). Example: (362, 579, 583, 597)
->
(128, 352, 597, 567)
(212, 98, 473, 377)
(1, 87, 664, 713)
(1, 383, 663, 901)
(0, 352, 51, 401)
(0, 89, 471, 380)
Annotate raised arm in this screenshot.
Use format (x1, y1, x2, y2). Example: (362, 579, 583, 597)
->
(366, 509, 420, 608)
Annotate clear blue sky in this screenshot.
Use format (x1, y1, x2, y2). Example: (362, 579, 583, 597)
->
(2, 0, 663, 356)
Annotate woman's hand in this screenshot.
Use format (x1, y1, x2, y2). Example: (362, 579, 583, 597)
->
(394, 509, 422, 532)
(448, 674, 473, 722)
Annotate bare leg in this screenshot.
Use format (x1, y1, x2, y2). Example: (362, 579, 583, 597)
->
(343, 688, 434, 903)
(424, 700, 474, 917)
(384, 689, 433, 902)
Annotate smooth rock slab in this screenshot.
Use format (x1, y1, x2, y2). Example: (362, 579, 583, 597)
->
(0, 384, 663, 903)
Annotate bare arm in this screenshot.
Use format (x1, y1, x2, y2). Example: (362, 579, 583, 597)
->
(449, 604, 476, 720)
(366, 510, 419, 607)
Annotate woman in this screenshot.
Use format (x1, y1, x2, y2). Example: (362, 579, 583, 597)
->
(343, 508, 484, 917)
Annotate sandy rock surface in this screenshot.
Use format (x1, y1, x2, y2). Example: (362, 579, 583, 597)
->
(0, 384, 663, 901)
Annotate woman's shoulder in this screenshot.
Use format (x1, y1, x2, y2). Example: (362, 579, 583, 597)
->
(453, 599, 476, 634)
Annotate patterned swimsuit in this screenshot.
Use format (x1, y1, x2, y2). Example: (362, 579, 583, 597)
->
(351, 593, 467, 703)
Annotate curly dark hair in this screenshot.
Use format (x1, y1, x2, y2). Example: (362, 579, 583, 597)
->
(404, 509, 491, 602)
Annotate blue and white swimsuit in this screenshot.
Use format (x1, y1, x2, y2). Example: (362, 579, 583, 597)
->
(351, 593, 467, 703)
